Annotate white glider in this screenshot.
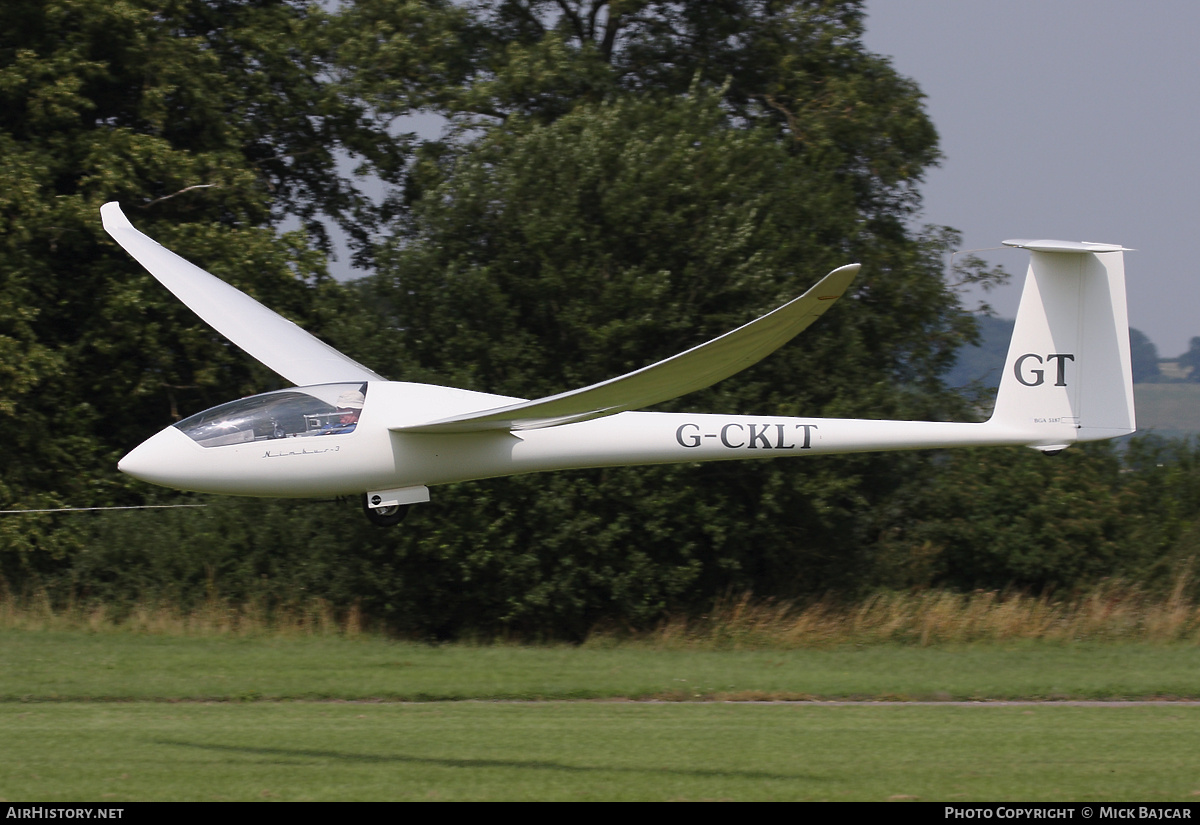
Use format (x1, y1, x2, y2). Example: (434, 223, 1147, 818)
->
(103, 203, 1135, 525)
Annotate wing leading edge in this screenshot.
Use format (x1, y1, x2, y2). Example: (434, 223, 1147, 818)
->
(103, 203, 857, 432)
(101, 203, 385, 386)
(393, 263, 860, 433)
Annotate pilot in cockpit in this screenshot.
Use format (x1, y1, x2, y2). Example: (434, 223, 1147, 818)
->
(319, 389, 365, 435)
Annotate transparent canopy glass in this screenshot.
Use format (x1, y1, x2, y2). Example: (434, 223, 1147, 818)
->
(174, 383, 368, 448)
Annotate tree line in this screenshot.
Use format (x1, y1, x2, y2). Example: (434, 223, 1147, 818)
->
(2, 1, 1194, 638)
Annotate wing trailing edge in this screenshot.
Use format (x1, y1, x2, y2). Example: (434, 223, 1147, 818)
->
(393, 264, 859, 433)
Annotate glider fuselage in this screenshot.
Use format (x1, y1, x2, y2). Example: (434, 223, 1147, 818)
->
(119, 378, 1069, 499)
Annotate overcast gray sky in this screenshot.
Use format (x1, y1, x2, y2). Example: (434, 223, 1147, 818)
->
(861, 0, 1200, 357)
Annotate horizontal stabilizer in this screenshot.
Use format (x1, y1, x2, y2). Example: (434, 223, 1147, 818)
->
(101, 203, 385, 386)
(393, 264, 859, 433)
(1003, 239, 1132, 254)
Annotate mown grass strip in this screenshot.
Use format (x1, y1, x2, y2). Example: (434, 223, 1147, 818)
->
(4, 702, 1200, 801)
(5, 630, 1200, 702)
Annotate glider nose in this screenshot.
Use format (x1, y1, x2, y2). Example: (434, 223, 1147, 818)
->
(118, 426, 196, 488)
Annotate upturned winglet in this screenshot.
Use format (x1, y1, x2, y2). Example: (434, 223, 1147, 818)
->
(392, 264, 859, 433)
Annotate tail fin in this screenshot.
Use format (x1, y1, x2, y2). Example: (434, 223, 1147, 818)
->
(988, 240, 1135, 451)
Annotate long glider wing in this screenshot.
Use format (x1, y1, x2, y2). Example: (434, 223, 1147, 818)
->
(393, 263, 859, 433)
(101, 203, 385, 386)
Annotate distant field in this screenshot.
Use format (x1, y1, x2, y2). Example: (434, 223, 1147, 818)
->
(1133, 383, 1200, 438)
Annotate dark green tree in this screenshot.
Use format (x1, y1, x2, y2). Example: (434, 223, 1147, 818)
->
(334, 0, 1000, 632)
(15, 0, 1112, 637)
(942, 315, 1014, 392)
(1177, 336, 1200, 382)
(344, 1, 940, 219)
(1129, 328, 1160, 384)
(0, 0, 410, 578)
(874, 436, 1200, 594)
(872, 445, 1144, 591)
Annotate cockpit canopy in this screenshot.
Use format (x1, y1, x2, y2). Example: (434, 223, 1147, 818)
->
(175, 383, 368, 448)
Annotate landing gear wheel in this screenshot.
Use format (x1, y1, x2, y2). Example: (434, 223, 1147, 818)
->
(362, 494, 410, 527)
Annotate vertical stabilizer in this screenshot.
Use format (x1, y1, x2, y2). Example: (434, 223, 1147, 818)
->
(989, 240, 1135, 450)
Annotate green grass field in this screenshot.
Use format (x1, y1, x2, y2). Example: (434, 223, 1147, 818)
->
(4, 630, 1200, 800)
(5, 701, 1200, 801)
(5, 631, 1200, 701)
